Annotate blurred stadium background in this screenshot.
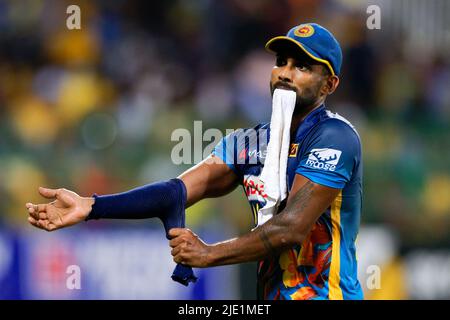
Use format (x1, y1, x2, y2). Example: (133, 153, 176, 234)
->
(0, 0, 449, 299)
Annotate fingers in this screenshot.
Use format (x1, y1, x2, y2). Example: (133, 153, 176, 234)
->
(173, 254, 185, 265)
(38, 187, 76, 207)
(171, 246, 181, 257)
(168, 228, 209, 268)
(57, 190, 76, 207)
(168, 228, 185, 238)
(169, 228, 193, 247)
(171, 246, 187, 264)
(26, 203, 47, 220)
(28, 216, 45, 230)
(27, 216, 56, 232)
(169, 236, 186, 248)
(38, 187, 58, 199)
(169, 229, 198, 265)
(28, 216, 40, 228)
(25, 202, 45, 214)
(169, 229, 190, 263)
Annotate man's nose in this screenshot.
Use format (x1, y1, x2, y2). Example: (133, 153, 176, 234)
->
(278, 65, 294, 83)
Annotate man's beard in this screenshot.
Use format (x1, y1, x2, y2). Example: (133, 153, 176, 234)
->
(270, 82, 321, 115)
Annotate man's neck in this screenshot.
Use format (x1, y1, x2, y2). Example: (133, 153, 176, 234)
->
(290, 100, 324, 138)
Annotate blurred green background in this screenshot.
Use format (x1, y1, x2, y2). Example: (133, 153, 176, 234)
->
(0, 0, 449, 299)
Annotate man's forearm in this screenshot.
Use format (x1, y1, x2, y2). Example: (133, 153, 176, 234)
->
(170, 178, 339, 269)
(206, 179, 330, 266)
(207, 212, 302, 266)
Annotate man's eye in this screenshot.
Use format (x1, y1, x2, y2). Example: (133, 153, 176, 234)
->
(276, 57, 286, 66)
(296, 64, 310, 71)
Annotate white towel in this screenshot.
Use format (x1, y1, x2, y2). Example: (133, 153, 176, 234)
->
(257, 89, 296, 226)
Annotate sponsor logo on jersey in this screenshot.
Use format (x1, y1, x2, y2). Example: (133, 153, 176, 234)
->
(305, 148, 342, 171)
(238, 148, 267, 161)
(243, 175, 268, 201)
(289, 143, 299, 157)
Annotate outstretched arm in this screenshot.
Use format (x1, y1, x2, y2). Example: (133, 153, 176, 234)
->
(169, 173, 340, 267)
(27, 155, 239, 231)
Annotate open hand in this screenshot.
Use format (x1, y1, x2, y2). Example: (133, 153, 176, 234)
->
(26, 187, 94, 232)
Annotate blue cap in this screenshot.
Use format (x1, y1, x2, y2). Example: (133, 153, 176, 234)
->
(265, 23, 342, 76)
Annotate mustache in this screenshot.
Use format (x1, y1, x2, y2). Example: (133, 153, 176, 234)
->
(272, 81, 298, 93)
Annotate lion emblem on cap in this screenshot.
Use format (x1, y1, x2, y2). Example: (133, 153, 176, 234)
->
(294, 24, 315, 37)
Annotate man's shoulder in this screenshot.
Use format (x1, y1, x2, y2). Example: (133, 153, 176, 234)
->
(298, 110, 362, 162)
(223, 122, 270, 140)
(320, 110, 359, 136)
(310, 110, 361, 144)
(216, 122, 269, 156)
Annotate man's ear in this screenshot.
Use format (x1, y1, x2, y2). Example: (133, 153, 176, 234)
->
(322, 75, 339, 96)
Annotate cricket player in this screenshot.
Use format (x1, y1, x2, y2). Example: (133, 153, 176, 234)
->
(26, 23, 363, 300)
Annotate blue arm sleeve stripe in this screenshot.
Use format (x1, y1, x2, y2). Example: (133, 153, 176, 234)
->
(296, 169, 346, 189)
(212, 137, 239, 175)
(212, 149, 237, 173)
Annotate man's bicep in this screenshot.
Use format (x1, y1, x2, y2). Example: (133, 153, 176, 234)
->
(179, 155, 240, 207)
(284, 174, 340, 235)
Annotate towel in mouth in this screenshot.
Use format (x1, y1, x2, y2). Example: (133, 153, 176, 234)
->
(257, 88, 296, 226)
